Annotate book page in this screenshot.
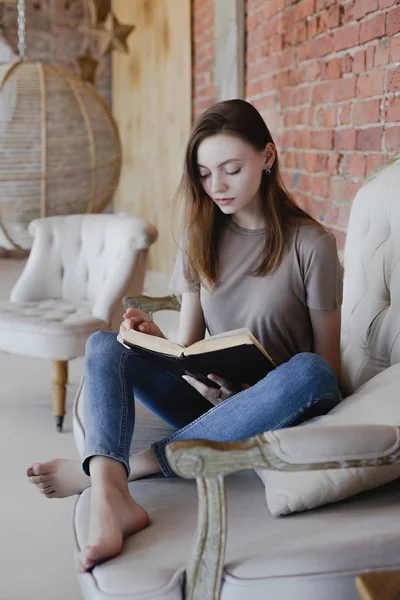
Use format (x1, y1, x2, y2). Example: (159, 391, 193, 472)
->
(185, 328, 254, 353)
(184, 328, 275, 364)
(122, 329, 185, 357)
(203, 327, 253, 341)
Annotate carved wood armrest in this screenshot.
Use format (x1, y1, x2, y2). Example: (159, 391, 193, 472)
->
(166, 426, 400, 600)
(167, 426, 400, 479)
(123, 294, 181, 319)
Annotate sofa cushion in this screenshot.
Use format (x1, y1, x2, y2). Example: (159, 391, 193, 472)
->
(0, 299, 108, 360)
(258, 362, 400, 516)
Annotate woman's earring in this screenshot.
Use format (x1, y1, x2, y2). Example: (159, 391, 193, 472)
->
(264, 169, 271, 176)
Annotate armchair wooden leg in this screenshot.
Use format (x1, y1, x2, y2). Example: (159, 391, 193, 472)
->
(185, 475, 226, 600)
(52, 360, 68, 432)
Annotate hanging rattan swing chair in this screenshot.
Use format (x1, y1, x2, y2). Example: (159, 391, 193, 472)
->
(0, 1, 122, 252)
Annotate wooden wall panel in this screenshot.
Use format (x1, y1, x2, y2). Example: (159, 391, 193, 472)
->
(112, 0, 191, 276)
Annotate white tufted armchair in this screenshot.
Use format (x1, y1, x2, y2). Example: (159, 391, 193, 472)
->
(0, 213, 158, 431)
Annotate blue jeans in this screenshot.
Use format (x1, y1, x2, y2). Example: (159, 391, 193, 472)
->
(82, 331, 341, 478)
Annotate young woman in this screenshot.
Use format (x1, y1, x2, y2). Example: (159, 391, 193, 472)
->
(27, 99, 343, 572)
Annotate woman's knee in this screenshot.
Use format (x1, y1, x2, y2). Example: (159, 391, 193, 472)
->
(85, 330, 119, 361)
(287, 352, 339, 397)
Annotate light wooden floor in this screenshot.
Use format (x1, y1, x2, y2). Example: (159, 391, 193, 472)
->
(0, 260, 172, 600)
(0, 259, 83, 600)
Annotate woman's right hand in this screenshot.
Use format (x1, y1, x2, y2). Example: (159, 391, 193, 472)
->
(119, 308, 165, 339)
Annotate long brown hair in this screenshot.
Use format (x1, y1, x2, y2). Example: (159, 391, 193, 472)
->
(175, 99, 316, 288)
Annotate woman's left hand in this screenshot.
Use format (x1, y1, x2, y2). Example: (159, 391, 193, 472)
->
(182, 373, 249, 406)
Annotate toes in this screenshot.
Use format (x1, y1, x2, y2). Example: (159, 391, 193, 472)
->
(84, 545, 99, 562)
(31, 462, 51, 476)
(79, 545, 112, 571)
(38, 486, 55, 497)
(78, 560, 94, 573)
(77, 558, 86, 573)
(78, 548, 97, 572)
(29, 475, 50, 484)
(37, 482, 51, 491)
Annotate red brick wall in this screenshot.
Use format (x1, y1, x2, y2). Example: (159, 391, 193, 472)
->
(192, 0, 217, 120)
(0, 0, 111, 105)
(192, 0, 400, 251)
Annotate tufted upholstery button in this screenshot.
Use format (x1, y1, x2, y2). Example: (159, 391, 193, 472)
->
(359, 220, 370, 239)
(0, 299, 101, 332)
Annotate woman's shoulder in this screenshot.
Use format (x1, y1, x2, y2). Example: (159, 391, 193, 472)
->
(289, 217, 337, 252)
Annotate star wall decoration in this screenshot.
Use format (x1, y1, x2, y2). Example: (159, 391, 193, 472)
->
(91, 11, 135, 55)
(88, 0, 111, 26)
(75, 46, 98, 84)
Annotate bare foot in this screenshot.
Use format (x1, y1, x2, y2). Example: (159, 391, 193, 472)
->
(78, 486, 149, 572)
(27, 459, 90, 498)
(27, 450, 161, 499)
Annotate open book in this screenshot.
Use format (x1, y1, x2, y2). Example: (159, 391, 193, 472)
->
(119, 327, 276, 389)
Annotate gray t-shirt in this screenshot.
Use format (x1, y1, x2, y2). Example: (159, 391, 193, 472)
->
(170, 219, 343, 366)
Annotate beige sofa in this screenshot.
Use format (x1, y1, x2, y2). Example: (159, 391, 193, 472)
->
(72, 157, 400, 600)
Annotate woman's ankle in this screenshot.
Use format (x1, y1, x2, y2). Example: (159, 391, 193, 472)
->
(128, 448, 161, 481)
(89, 456, 128, 491)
